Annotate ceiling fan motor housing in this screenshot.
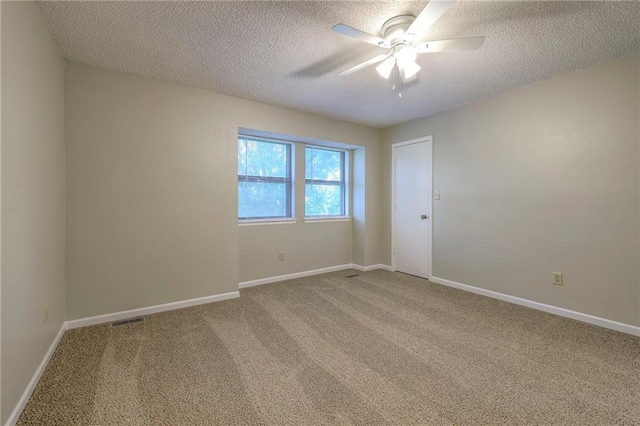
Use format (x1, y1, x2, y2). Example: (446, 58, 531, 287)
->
(380, 14, 416, 46)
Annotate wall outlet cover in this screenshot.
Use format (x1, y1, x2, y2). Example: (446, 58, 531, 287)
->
(552, 272, 563, 285)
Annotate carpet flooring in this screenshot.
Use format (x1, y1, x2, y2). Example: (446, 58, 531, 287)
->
(18, 270, 640, 425)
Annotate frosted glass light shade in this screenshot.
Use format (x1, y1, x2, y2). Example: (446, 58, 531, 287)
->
(376, 57, 395, 79)
(396, 46, 417, 67)
(401, 61, 421, 80)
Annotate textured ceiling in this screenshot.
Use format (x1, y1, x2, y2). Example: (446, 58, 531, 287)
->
(38, 1, 640, 128)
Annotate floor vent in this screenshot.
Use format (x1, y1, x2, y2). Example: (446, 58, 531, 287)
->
(111, 317, 145, 327)
(345, 274, 360, 278)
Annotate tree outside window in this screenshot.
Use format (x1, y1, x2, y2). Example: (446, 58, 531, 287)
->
(238, 137, 293, 219)
(305, 147, 346, 217)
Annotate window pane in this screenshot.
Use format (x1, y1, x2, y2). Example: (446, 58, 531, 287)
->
(239, 181, 289, 219)
(306, 184, 342, 216)
(305, 147, 342, 181)
(305, 146, 346, 217)
(245, 139, 288, 178)
(238, 139, 247, 176)
(238, 137, 292, 220)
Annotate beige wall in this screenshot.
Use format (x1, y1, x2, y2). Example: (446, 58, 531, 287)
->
(1, 2, 3, 419)
(351, 142, 384, 267)
(239, 221, 353, 282)
(1, 1, 66, 423)
(239, 138, 353, 283)
(383, 54, 640, 326)
(236, 120, 382, 283)
(66, 62, 381, 319)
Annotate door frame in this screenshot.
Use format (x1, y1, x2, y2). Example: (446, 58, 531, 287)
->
(391, 136, 433, 279)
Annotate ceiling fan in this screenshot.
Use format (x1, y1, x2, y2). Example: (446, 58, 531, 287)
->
(332, 1, 485, 97)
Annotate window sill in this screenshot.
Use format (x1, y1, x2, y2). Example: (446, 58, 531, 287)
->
(239, 218, 297, 227)
(304, 217, 351, 224)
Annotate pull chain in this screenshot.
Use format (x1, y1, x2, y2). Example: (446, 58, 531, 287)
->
(391, 62, 403, 98)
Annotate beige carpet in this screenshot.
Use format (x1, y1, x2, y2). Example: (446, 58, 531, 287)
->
(18, 270, 640, 425)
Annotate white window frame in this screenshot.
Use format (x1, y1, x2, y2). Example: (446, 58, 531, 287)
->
(304, 145, 350, 220)
(237, 135, 295, 223)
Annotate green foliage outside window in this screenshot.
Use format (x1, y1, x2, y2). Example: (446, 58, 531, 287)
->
(237, 137, 347, 220)
(305, 147, 345, 217)
(238, 138, 292, 219)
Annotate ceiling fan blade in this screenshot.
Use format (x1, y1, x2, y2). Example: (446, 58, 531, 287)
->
(332, 24, 388, 48)
(416, 36, 485, 53)
(406, 1, 455, 40)
(338, 54, 389, 76)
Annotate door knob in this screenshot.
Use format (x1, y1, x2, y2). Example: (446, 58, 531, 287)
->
(421, 214, 429, 220)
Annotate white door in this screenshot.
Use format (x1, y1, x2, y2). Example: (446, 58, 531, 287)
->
(393, 138, 432, 279)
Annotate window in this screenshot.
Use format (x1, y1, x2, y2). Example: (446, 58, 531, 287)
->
(305, 146, 346, 217)
(238, 137, 293, 220)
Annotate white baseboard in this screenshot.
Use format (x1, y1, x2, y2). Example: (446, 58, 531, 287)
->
(239, 263, 394, 289)
(6, 290, 241, 424)
(10, 265, 402, 424)
(430, 276, 640, 337)
(5, 323, 67, 426)
(65, 291, 240, 330)
(239, 264, 354, 288)
(13, 269, 633, 425)
(351, 263, 394, 272)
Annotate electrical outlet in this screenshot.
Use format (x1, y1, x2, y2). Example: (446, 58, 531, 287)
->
(434, 190, 441, 200)
(552, 272, 563, 286)
(279, 252, 285, 261)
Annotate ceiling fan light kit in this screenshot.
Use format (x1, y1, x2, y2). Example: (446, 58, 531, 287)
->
(332, 0, 485, 97)
(375, 57, 395, 79)
(401, 60, 421, 80)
